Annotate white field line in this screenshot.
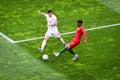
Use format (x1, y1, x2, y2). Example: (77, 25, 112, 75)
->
(0, 23, 120, 43)
(0, 32, 15, 43)
(61, 23, 120, 35)
(14, 36, 44, 43)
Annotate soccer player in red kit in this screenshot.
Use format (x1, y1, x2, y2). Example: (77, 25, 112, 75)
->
(54, 20, 87, 60)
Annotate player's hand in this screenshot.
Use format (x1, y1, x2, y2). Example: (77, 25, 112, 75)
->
(84, 40, 87, 44)
(38, 11, 41, 13)
(47, 23, 54, 26)
(38, 11, 45, 15)
(47, 24, 50, 27)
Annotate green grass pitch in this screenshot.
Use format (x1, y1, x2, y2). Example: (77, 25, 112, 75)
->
(0, 0, 120, 80)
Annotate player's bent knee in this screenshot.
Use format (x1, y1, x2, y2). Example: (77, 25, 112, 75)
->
(65, 44, 71, 49)
(44, 35, 50, 40)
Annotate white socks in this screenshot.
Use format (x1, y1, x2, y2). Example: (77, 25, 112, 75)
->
(60, 38, 66, 44)
(41, 40, 46, 50)
(41, 38, 65, 51)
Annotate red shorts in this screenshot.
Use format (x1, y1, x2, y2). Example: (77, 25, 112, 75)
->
(68, 40, 80, 49)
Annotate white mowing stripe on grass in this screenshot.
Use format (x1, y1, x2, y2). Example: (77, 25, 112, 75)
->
(0, 32, 15, 43)
(1, 23, 120, 43)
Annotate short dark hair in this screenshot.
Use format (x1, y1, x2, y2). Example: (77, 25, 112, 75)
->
(48, 10, 52, 13)
(77, 20, 83, 24)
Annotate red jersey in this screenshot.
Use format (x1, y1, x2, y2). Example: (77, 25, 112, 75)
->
(71, 26, 87, 43)
(68, 26, 87, 48)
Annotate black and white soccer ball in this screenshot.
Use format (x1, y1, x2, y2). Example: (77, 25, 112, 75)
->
(42, 54, 49, 61)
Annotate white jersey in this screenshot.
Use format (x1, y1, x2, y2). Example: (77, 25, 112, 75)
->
(44, 14, 57, 30)
(43, 14, 60, 38)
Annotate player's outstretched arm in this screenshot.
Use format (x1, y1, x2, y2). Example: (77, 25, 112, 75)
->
(37, 11, 45, 15)
(83, 29, 87, 44)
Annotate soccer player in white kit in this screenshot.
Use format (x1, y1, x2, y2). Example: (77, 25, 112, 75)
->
(37, 10, 66, 52)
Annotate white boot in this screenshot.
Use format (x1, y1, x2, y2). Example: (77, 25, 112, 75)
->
(38, 48, 43, 52)
(53, 52, 59, 57)
(72, 54, 78, 60)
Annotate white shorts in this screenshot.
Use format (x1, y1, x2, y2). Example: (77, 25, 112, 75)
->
(45, 27, 61, 38)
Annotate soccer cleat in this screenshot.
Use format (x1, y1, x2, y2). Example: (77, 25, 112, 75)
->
(38, 48, 43, 52)
(53, 52, 59, 57)
(72, 54, 78, 60)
